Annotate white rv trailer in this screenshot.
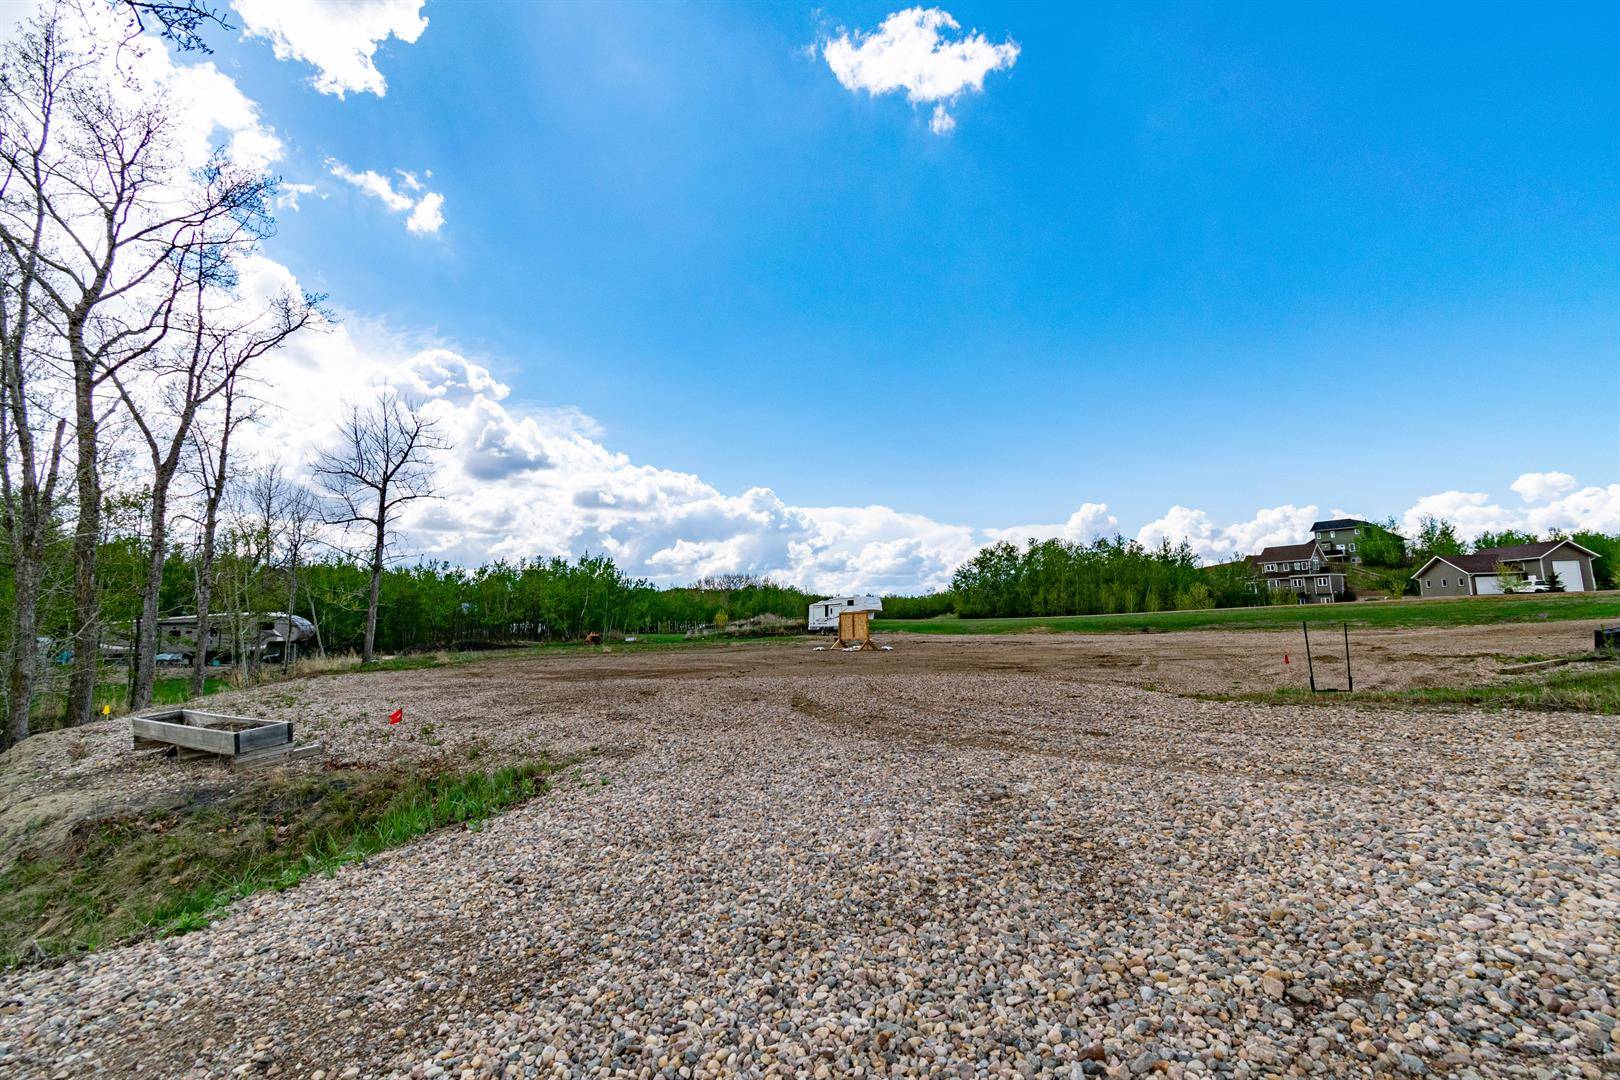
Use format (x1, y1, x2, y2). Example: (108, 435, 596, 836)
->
(808, 595, 883, 633)
(103, 613, 317, 664)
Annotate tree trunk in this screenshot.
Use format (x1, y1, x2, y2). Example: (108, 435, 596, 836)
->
(0, 384, 62, 751)
(191, 397, 234, 699)
(305, 579, 324, 658)
(190, 515, 217, 699)
(363, 523, 384, 663)
(66, 354, 99, 726)
(282, 553, 298, 674)
(3, 557, 45, 750)
(131, 479, 171, 709)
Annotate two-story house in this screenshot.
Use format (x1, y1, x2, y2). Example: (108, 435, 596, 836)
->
(1310, 518, 1374, 563)
(1248, 541, 1349, 603)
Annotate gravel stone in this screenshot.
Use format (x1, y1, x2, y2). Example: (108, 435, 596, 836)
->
(0, 641, 1616, 1078)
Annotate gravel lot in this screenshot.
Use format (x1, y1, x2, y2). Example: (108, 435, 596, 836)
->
(1, 638, 1617, 1078)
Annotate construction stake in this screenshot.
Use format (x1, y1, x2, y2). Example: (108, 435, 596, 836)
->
(1343, 622, 1353, 693)
(1302, 620, 1316, 693)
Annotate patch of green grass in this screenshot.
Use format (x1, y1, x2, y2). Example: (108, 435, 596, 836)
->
(0, 757, 570, 968)
(874, 593, 1620, 636)
(31, 675, 233, 730)
(1201, 663, 1620, 715)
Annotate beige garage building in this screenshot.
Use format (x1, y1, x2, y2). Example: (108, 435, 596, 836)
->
(1412, 539, 1599, 596)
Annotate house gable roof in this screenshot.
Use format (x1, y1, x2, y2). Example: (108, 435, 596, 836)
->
(1310, 517, 1372, 533)
(1254, 541, 1323, 567)
(1409, 539, 1598, 579)
(1474, 539, 1598, 562)
(1409, 554, 1480, 579)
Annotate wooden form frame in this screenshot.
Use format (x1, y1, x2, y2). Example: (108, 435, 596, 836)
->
(131, 709, 293, 760)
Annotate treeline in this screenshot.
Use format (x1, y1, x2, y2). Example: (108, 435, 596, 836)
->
(882, 520, 1620, 619)
(945, 537, 1261, 619)
(34, 541, 821, 660)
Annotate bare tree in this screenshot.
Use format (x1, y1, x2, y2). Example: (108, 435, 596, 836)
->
(0, 5, 281, 725)
(312, 393, 449, 663)
(118, 1, 231, 53)
(114, 279, 315, 708)
(184, 366, 250, 698)
(0, 264, 67, 749)
(0, 12, 82, 747)
(275, 473, 319, 673)
(226, 463, 318, 677)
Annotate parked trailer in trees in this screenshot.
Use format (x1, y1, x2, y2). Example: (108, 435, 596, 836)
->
(102, 614, 316, 664)
(808, 596, 883, 633)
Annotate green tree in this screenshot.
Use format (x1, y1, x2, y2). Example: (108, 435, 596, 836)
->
(1571, 532, 1619, 590)
(1472, 529, 1538, 551)
(1356, 518, 1407, 568)
(1412, 516, 1464, 563)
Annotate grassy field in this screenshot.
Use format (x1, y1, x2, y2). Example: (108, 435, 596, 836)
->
(874, 592, 1620, 636)
(0, 756, 577, 966)
(1202, 661, 1620, 715)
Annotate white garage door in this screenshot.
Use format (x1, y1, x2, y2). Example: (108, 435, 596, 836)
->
(1474, 575, 1502, 595)
(1552, 560, 1586, 591)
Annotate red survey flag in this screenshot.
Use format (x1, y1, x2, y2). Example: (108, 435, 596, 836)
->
(389, 707, 403, 725)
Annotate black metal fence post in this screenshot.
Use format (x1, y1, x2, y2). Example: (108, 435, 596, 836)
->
(1303, 620, 1316, 693)
(1343, 622, 1353, 693)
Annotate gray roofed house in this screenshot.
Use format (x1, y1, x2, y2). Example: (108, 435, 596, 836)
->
(1251, 541, 1348, 603)
(1309, 518, 1374, 563)
(1410, 539, 1599, 596)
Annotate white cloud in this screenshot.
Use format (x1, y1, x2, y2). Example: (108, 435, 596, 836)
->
(328, 159, 445, 234)
(1134, 504, 1321, 562)
(275, 182, 319, 211)
(232, 0, 428, 98)
(985, 502, 1117, 545)
(1213, 504, 1323, 557)
(229, 277, 979, 592)
(822, 7, 1019, 134)
(328, 161, 413, 212)
(1400, 484, 1620, 541)
(22, 1, 286, 174)
(1510, 470, 1578, 504)
(405, 191, 445, 235)
(1399, 491, 1516, 540)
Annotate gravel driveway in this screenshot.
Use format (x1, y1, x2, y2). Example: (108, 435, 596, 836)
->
(0, 649, 1616, 1078)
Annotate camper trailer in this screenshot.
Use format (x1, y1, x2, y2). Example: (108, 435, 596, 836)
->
(808, 595, 883, 633)
(104, 613, 317, 665)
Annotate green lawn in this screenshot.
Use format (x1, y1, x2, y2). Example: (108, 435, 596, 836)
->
(31, 675, 234, 729)
(1202, 662, 1620, 715)
(874, 592, 1620, 636)
(0, 756, 574, 966)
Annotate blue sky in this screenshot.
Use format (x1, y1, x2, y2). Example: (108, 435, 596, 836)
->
(110, 1, 1620, 588)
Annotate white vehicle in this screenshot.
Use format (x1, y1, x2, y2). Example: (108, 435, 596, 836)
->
(1505, 578, 1554, 594)
(808, 595, 883, 633)
(104, 613, 317, 664)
